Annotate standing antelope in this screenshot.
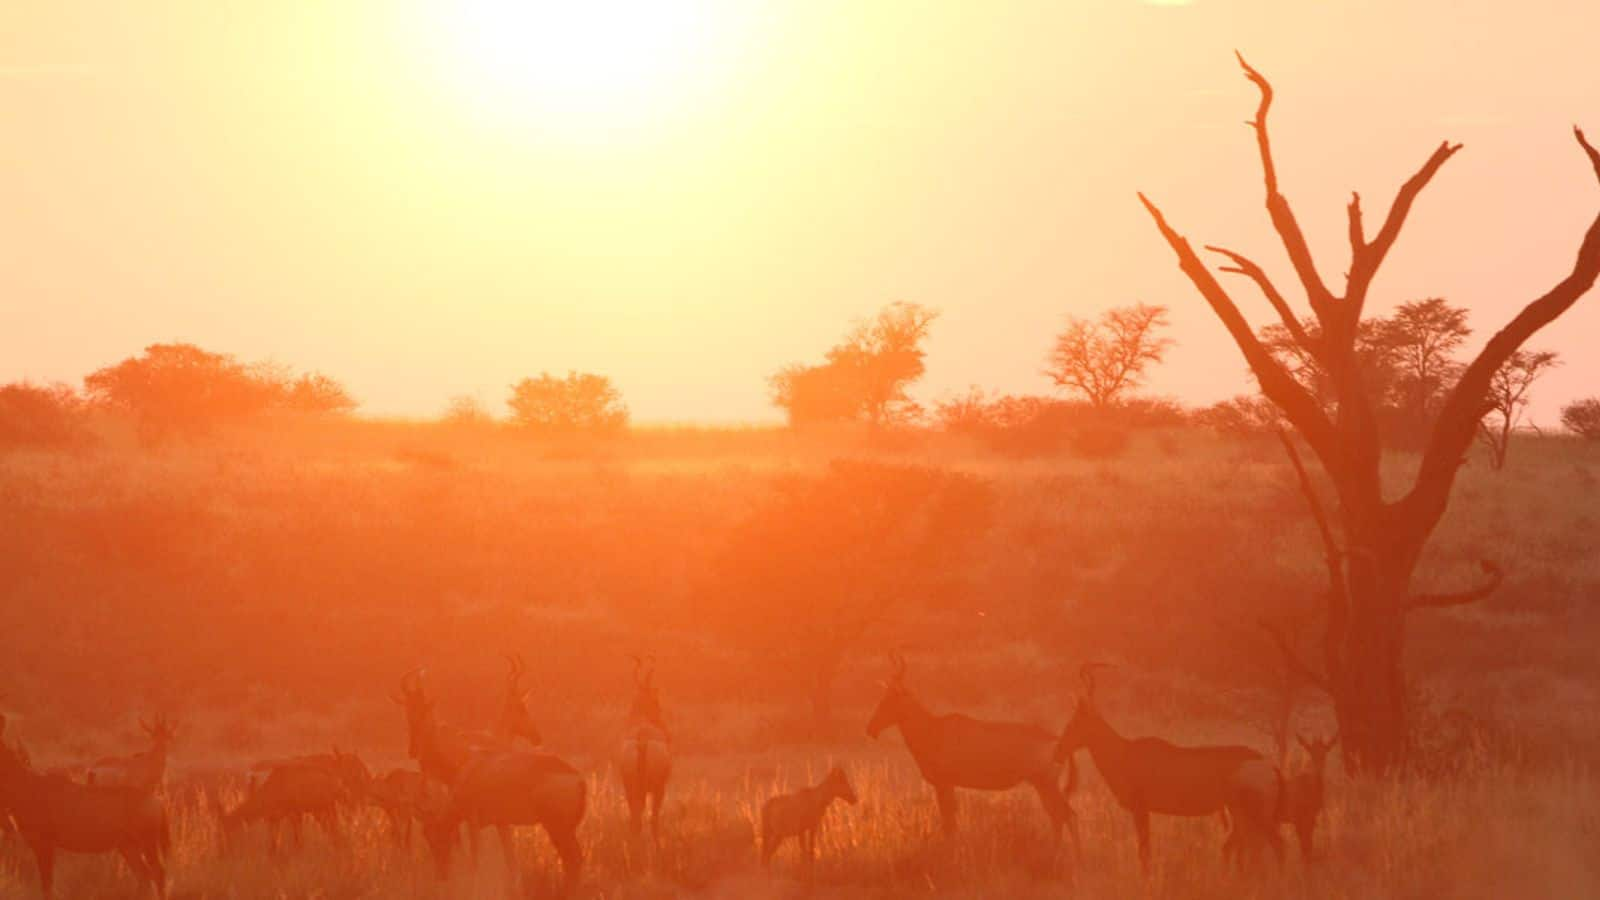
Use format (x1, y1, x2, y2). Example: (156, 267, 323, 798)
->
(396, 667, 587, 893)
(866, 652, 1078, 848)
(87, 714, 177, 793)
(1282, 732, 1336, 861)
(614, 655, 671, 841)
(760, 765, 857, 870)
(1054, 664, 1272, 870)
(391, 661, 539, 786)
(0, 716, 169, 899)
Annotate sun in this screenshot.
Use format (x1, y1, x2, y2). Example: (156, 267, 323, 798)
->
(431, 0, 726, 128)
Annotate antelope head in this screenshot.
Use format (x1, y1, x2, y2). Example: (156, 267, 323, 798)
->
(394, 668, 435, 760)
(141, 713, 178, 750)
(629, 654, 666, 730)
(825, 765, 858, 805)
(1055, 662, 1114, 761)
(1298, 732, 1338, 777)
(498, 654, 543, 745)
(866, 652, 912, 739)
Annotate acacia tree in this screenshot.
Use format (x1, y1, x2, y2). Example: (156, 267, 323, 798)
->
(1562, 397, 1600, 438)
(1477, 350, 1559, 470)
(508, 371, 628, 434)
(1045, 303, 1173, 408)
(770, 301, 939, 426)
(1140, 56, 1600, 773)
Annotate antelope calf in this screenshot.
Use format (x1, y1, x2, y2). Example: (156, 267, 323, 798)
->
(87, 714, 177, 793)
(367, 766, 433, 847)
(1054, 664, 1266, 871)
(760, 766, 857, 869)
(614, 655, 671, 840)
(867, 652, 1078, 849)
(0, 716, 169, 899)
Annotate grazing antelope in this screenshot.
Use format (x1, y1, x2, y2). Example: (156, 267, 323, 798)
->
(0, 717, 169, 899)
(367, 766, 434, 847)
(219, 755, 361, 852)
(397, 668, 588, 893)
(866, 652, 1078, 848)
(1054, 664, 1267, 870)
(760, 766, 857, 870)
(419, 748, 588, 895)
(249, 747, 373, 799)
(614, 655, 671, 840)
(87, 714, 177, 793)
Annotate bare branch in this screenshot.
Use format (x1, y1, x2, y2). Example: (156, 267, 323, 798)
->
(1276, 429, 1348, 675)
(1139, 193, 1341, 469)
(1235, 52, 1337, 319)
(1409, 560, 1504, 611)
(1259, 619, 1329, 692)
(1205, 244, 1316, 354)
(1404, 128, 1600, 536)
(1346, 141, 1463, 319)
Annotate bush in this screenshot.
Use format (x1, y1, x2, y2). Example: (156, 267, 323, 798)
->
(1194, 395, 1283, 436)
(1561, 397, 1600, 439)
(508, 371, 628, 435)
(0, 382, 86, 449)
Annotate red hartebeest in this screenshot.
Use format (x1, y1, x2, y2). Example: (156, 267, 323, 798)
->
(1055, 664, 1275, 870)
(867, 653, 1078, 849)
(87, 714, 177, 793)
(614, 655, 671, 841)
(0, 716, 169, 899)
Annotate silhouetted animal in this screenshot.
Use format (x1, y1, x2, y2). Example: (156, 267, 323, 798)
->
(1283, 733, 1337, 861)
(367, 766, 435, 847)
(867, 652, 1078, 848)
(760, 766, 857, 869)
(614, 655, 671, 840)
(0, 715, 169, 899)
(219, 757, 356, 852)
(1055, 664, 1265, 870)
(419, 748, 587, 895)
(87, 714, 177, 793)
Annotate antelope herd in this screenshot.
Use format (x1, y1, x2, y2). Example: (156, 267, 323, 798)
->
(0, 656, 1338, 897)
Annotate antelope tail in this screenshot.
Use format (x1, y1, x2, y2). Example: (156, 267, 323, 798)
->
(635, 728, 648, 781)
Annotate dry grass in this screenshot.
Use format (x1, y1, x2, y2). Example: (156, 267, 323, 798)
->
(1, 422, 1596, 897)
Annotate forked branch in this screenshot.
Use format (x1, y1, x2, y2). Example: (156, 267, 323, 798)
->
(1409, 560, 1504, 611)
(1237, 52, 1336, 318)
(1205, 244, 1316, 354)
(1346, 141, 1463, 318)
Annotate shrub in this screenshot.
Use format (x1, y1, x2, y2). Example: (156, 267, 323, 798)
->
(0, 382, 86, 448)
(508, 371, 628, 435)
(1561, 397, 1600, 439)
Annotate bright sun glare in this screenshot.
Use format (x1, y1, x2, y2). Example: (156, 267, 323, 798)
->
(435, 0, 725, 127)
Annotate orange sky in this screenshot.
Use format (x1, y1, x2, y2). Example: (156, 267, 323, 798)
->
(3, 0, 1597, 423)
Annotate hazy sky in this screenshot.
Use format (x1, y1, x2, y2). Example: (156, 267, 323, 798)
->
(4, 0, 1598, 423)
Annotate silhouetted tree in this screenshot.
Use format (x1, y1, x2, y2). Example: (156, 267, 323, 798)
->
(442, 394, 494, 427)
(0, 382, 85, 448)
(1477, 350, 1559, 470)
(1194, 394, 1283, 436)
(508, 371, 628, 434)
(1562, 397, 1600, 439)
(1045, 303, 1172, 408)
(1140, 56, 1600, 772)
(712, 461, 990, 735)
(85, 344, 276, 437)
(770, 301, 939, 426)
(279, 373, 357, 415)
(1379, 298, 1473, 445)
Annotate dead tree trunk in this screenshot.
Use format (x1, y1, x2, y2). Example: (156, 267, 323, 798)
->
(1141, 54, 1600, 773)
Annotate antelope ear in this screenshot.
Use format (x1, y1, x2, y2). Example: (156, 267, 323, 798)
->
(521, 688, 534, 702)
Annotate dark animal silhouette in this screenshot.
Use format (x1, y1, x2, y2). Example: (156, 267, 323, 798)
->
(867, 652, 1078, 848)
(87, 713, 177, 794)
(760, 766, 857, 870)
(614, 655, 671, 840)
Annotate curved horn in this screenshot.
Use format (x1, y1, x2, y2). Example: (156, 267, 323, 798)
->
(504, 654, 524, 689)
(1079, 662, 1113, 697)
(398, 667, 425, 695)
(645, 654, 657, 686)
(630, 654, 645, 686)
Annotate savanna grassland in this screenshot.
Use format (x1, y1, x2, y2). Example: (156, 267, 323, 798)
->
(1, 419, 1597, 898)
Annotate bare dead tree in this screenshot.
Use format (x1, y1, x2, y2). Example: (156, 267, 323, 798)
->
(1139, 55, 1600, 773)
(1478, 349, 1560, 470)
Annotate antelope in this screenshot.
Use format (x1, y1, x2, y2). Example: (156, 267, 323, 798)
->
(87, 714, 177, 793)
(367, 766, 434, 847)
(248, 747, 373, 801)
(760, 765, 857, 869)
(1220, 757, 1287, 869)
(392, 662, 537, 786)
(418, 748, 588, 895)
(614, 655, 671, 840)
(396, 668, 587, 893)
(0, 715, 169, 899)
(1281, 732, 1336, 861)
(219, 759, 353, 852)
(866, 652, 1079, 849)
(1054, 664, 1269, 870)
